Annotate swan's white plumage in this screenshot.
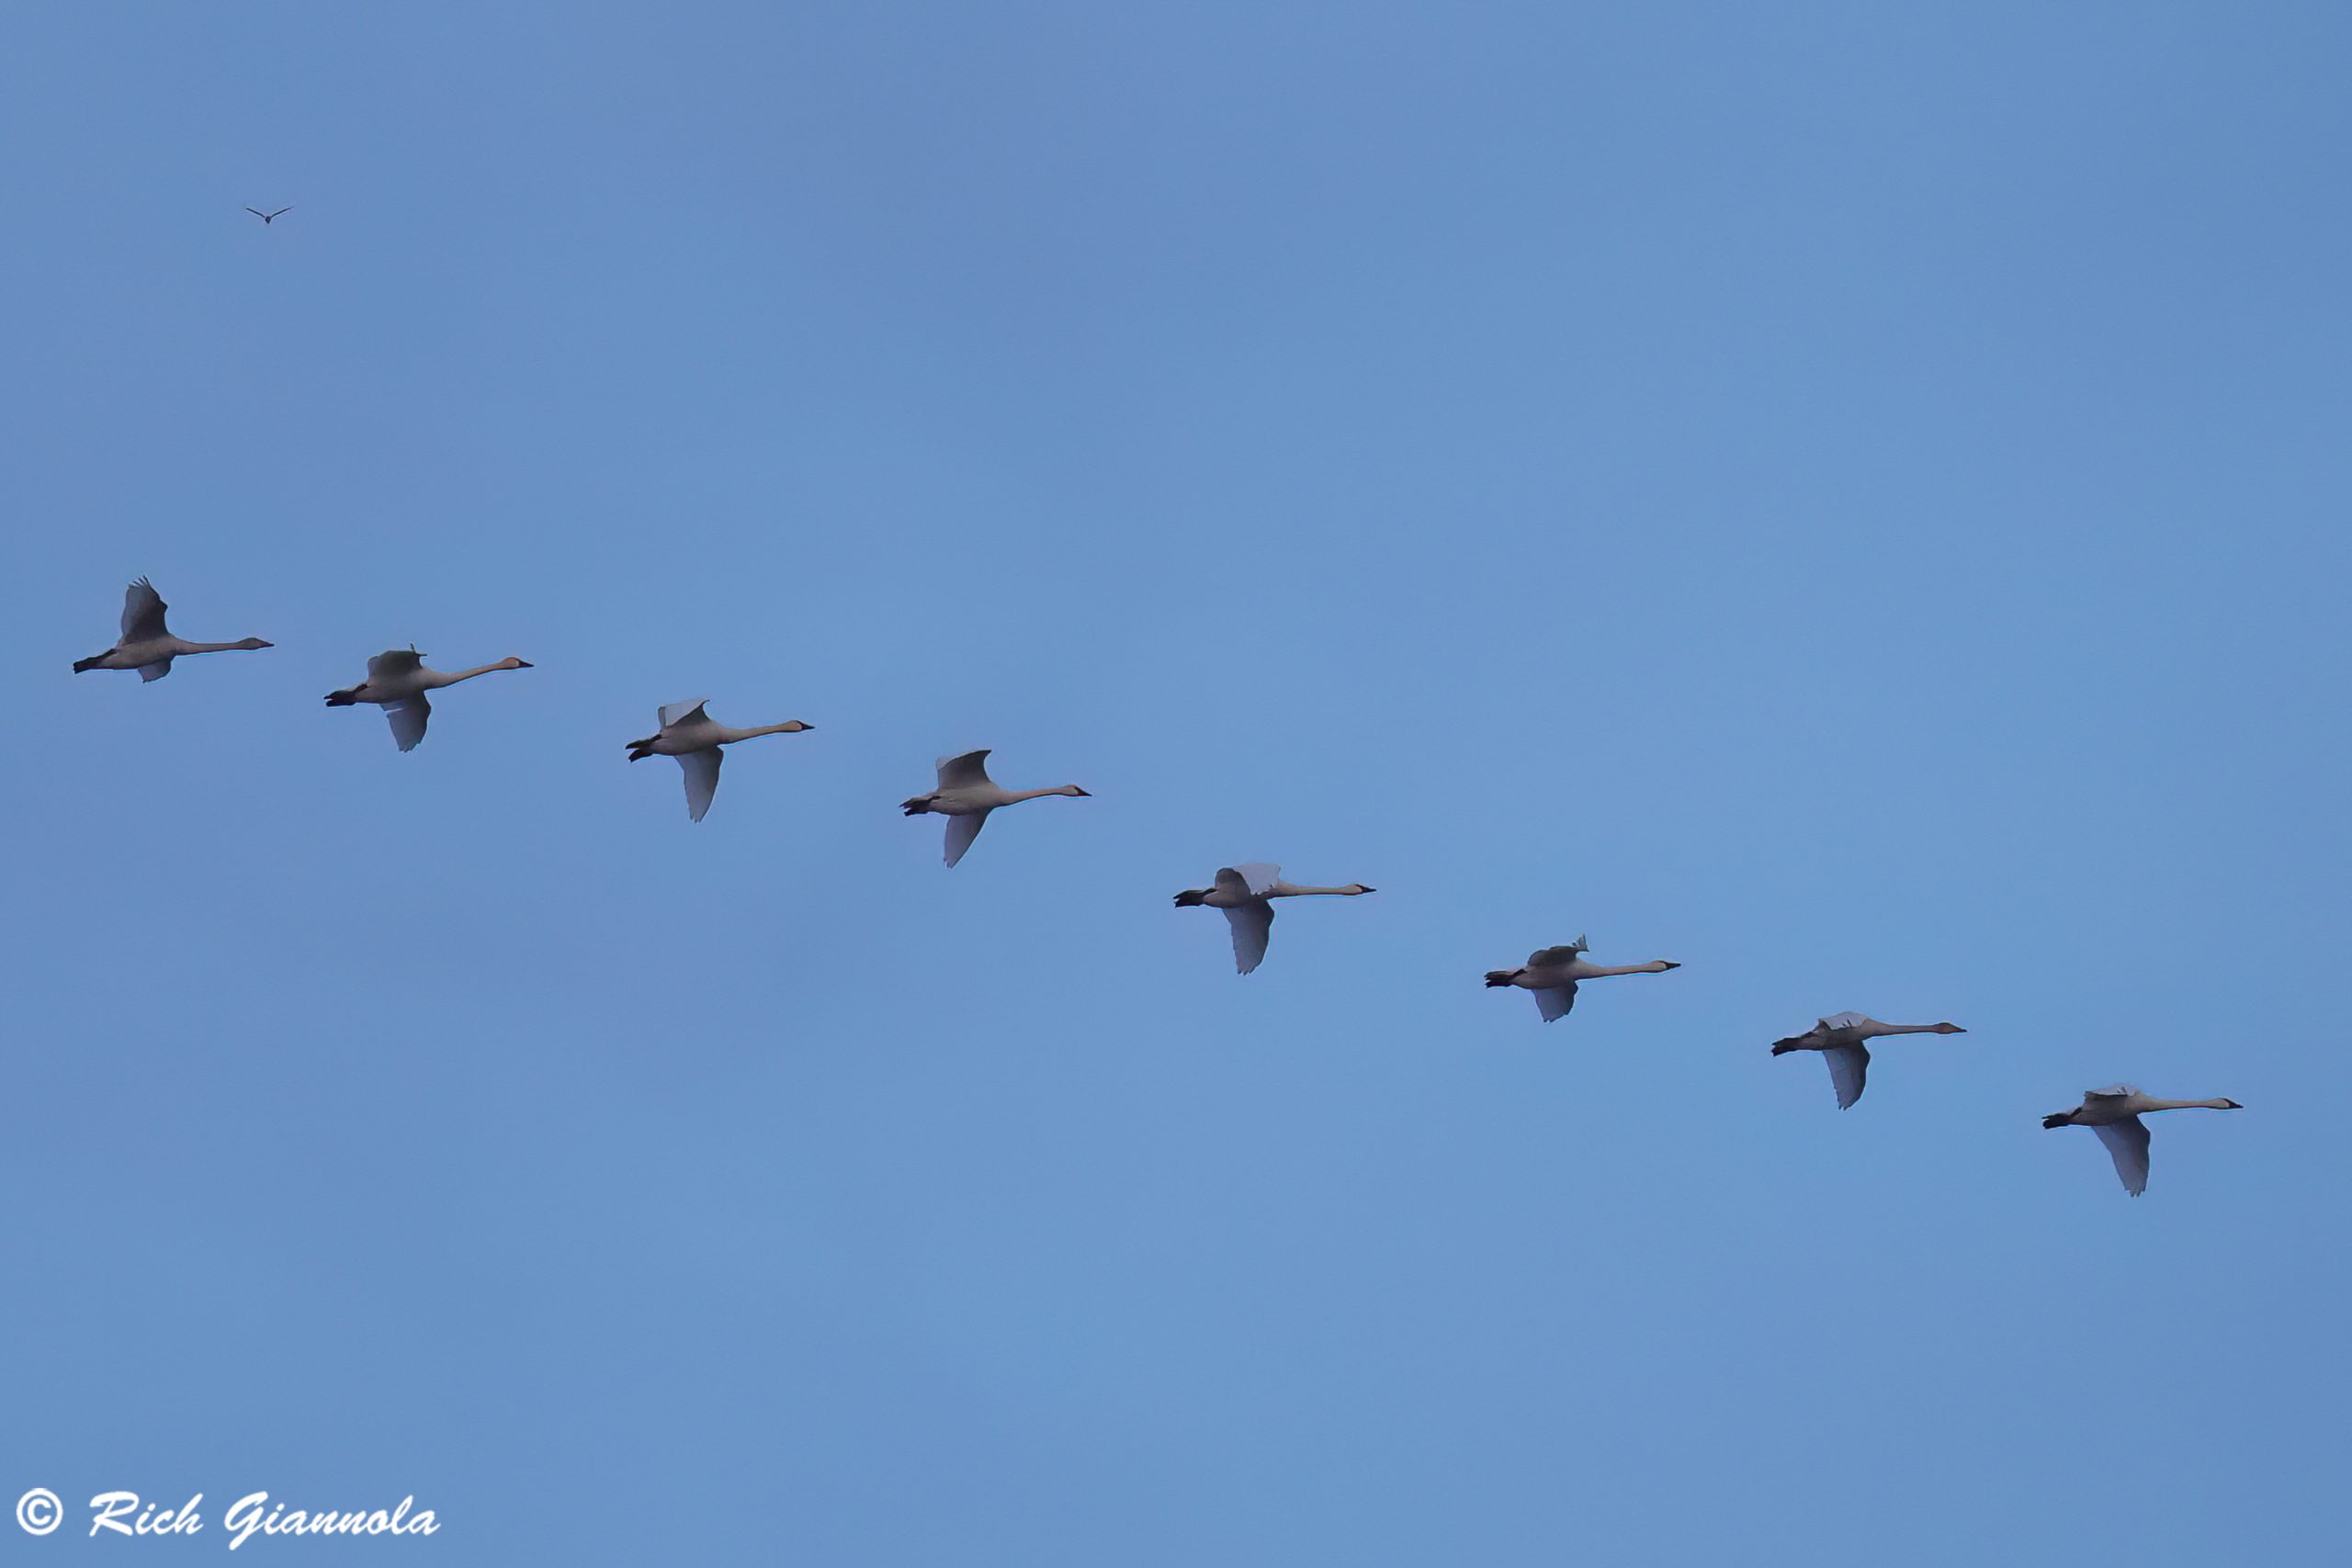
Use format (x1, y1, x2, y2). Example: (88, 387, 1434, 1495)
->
(2093, 1119, 2153, 1196)
(1532, 986, 1576, 1022)
(386, 695, 430, 752)
(680, 748, 722, 822)
(1225, 903, 1273, 975)
(936, 750, 993, 790)
(1824, 1043, 1870, 1111)
(368, 649, 424, 681)
(944, 811, 989, 867)
(121, 579, 169, 642)
(1231, 863, 1281, 897)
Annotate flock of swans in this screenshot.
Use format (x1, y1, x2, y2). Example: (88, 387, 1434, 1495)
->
(74, 575, 2245, 1198)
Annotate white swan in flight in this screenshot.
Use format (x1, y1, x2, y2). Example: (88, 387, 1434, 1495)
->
(1770, 1011, 1966, 1109)
(2042, 1085, 2242, 1196)
(73, 578, 272, 681)
(1483, 936, 1679, 1022)
(900, 750, 1089, 866)
(324, 649, 533, 751)
(627, 700, 813, 821)
(1173, 863, 1374, 975)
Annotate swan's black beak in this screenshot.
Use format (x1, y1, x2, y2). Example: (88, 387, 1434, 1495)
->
(514, 659, 535, 668)
(2222, 1099, 2245, 1109)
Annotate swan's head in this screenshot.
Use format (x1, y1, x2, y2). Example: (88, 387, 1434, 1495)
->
(238, 638, 273, 649)
(504, 657, 535, 670)
(1061, 785, 1091, 797)
(1172, 889, 1210, 908)
(1347, 884, 1376, 895)
(1933, 1022, 1966, 1034)
(2220, 1098, 2245, 1110)
(780, 720, 815, 732)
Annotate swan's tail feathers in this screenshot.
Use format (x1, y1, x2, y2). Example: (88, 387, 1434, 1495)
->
(2041, 1114, 2072, 1130)
(72, 654, 106, 672)
(1484, 970, 1519, 987)
(324, 688, 360, 706)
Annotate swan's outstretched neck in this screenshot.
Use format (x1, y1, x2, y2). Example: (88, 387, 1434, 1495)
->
(2147, 1097, 2244, 1112)
(429, 657, 533, 688)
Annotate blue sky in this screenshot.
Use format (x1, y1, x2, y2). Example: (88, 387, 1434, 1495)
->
(4, 3, 2346, 1562)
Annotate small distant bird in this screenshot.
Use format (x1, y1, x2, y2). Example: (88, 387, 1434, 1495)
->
(1770, 1011, 1966, 1109)
(2042, 1085, 2242, 1197)
(1483, 935, 1680, 1022)
(1173, 863, 1374, 976)
(627, 700, 814, 822)
(244, 207, 293, 224)
(73, 577, 272, 681)
(899, 749, 1089, 867)
(325, 649, 534, 752)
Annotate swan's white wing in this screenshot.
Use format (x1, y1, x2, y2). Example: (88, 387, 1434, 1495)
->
(368, 649, 424, 681)
(1824, 1043, 1871, 1110)
(2087, 1084, 2139, 1100)
(660, 699, 709, 729)
(385, 694, 429, 751)
(944, 808, 989, 867)
(1231, 863, 1282, 896)
(137, 659, 173, 682)
(1532, 983, 1577, 1022)
(936, 749, 993, 789)
(1211, 867, 1255, 900)
(120, 578, 169, 641)
(678, 748, 721, 821)
(1224, 901, 1273, 975)
(1820, 1010, 1872, 1032)
(2093, 1117, 2151, 1196)
(1529, 945, 1584, 968)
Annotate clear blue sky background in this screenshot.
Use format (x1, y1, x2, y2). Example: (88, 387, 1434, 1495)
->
(4, 4, 2346, 1562)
